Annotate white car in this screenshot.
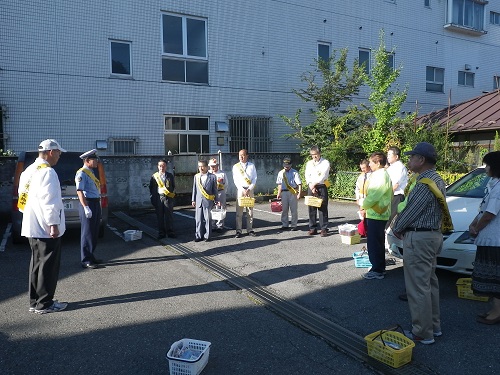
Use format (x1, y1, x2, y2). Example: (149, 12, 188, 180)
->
(387, 167, 489, 275)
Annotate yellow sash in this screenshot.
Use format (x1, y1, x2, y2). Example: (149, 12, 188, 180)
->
(235, 163, 252, 186)
(397, 173, 419, 213)
(419, 178, 454, 232)
(196, 174, 215, 201)
(282, 169, 298, 195)
(17, 163, 50, 212)
(78, 167, 101, 191)
(153, 172, 175, 198)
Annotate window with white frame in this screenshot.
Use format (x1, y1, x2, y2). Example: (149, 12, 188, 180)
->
(458, 71, 475, 87)
(449, 0, 486, 31)
(426, 66, 444, 92)
(229, 116, 271, 153)
(318, 43, 330, 66)
(494, 76, 500, 89)
(358, 48, 370, 75)
(491, 11, 500, 25)
(110, 40, 131, 76)
(164, 116, 209, 154)
(110, 138, 137, 155)
(161, 13, 208, 84)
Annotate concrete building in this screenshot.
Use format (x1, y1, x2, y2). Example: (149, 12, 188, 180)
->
(1, 0, 500, 155)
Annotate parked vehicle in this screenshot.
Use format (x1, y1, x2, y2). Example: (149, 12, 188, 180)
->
(11, 151, 108, 243)
(387, 167, 488, 275)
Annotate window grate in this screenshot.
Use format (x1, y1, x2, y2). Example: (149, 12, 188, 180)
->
(229, 116, 271, 153)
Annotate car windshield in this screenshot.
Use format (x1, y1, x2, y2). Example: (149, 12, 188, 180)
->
(446, 168, 490, 198)
(23, 152, 99, 186)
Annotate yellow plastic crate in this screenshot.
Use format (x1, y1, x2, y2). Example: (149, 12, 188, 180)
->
(304, 195, 323, 208)
(342, 234, 361, 245)
(456, 278, 489, 302)
(238, 197, 255, 207)
(365, 330, 415, 368)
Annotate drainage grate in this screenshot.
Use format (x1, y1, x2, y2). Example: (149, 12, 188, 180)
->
(113, 211, 437, 375)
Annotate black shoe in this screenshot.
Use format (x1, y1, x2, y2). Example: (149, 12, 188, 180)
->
(194, 238, 202, 242)
(82, 262, 98, 269)
(290, 227, 297, 231)
(235, 232, 242, 238)
(248, 231, 257, 237)
(398, 293, 408, 301)
(167, 233, 177, 238)
(280, 227, 288, 230)
(91, 258, 103, 264)
(158, 234, 166, 239)
(204, 238, 211, 242)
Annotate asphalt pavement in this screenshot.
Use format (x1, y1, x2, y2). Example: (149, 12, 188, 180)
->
(0, 200, 498, 374)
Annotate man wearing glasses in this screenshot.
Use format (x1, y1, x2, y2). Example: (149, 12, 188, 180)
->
(305, 146, 331, 236)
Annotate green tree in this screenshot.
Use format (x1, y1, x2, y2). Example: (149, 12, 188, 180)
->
(361, 30, 413, 154)
(494, 131, 500, 151)
(282, 48, 366, 153)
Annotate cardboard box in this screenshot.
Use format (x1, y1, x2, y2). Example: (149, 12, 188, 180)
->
(341, 234, 361, 245)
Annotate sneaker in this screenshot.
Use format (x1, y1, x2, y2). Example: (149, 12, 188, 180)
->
(29, 307, 35, 313)
(362, 271, 385, 280)
(290, 227, 297, 231)
(235, 232, 242, 238)
(34, 300, 68, 315)
(320, 229, 328, 237)
(248, 231, 257, 237)
(404, 330, 435, 345)
(308, 229, 317, 235)
(433, 331, 443, 337)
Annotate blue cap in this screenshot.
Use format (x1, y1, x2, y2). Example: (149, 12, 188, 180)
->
(404, 142, 437, 162)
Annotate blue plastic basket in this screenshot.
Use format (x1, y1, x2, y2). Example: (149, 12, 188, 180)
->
(353, 250, 372, 268)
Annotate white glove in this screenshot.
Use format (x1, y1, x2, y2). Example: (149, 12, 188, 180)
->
(84, 206, 92, 219)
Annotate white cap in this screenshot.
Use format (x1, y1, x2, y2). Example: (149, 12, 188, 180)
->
(38, 139, 67, 152)
(79, 149, 98, 159)
(208, 158, 218, 166)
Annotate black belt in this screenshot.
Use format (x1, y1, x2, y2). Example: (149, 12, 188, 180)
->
(87, 198, 100, 202)
(407, 227, 438, 232)
(282, 189, 288, 192)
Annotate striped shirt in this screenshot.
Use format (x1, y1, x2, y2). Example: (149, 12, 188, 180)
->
(393, 169, 445, 232)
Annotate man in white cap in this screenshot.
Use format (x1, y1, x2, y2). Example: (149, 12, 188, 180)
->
(18, 139, 68, 314)
(75, 149, 102, 269)
(276, 157, 302, 231)
(209, 157, 226, 232)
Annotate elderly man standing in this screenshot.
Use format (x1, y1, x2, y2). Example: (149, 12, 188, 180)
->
(392, 142, 448, 345)
(276, 157, 302, 231)
(232, 149, 257, 238)
(386, 146, 408, 227)
(209, 158, 226, 232)
(305, 145, 330, 236)
(18, 139, 68, 314)
(192, 160, 218, 242)
(149, 159, 176, 240)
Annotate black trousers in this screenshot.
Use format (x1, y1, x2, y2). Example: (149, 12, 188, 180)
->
(29, 237, 62, 310)
(156, 196, 174, 236)
(308, 185, 329, 230)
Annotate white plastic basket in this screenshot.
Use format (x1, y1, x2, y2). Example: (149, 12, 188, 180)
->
(166, 338, 211, 375)
(211, 208, 226, 221)
(123, 230, 142, 241)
